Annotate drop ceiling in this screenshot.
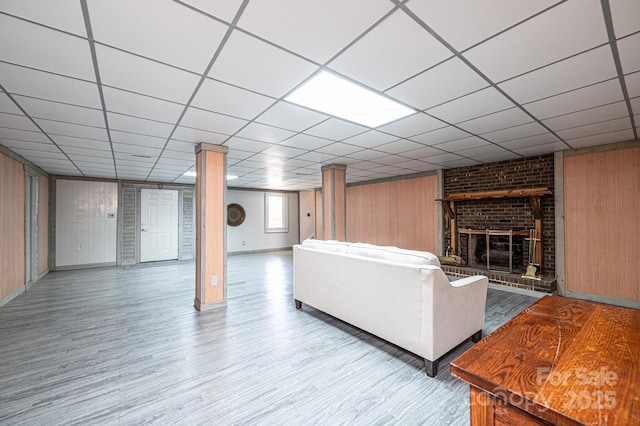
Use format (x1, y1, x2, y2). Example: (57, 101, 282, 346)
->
(0, 0, 638, 190)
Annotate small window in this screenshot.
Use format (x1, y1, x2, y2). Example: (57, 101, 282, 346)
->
(265, 193, 288, 233)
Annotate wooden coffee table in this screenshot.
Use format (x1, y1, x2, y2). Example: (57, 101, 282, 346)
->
(451, 296, 640, 425)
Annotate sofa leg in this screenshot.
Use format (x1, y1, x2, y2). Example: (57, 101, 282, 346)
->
(295, 300, 302, 310)
(471, 330, 482, 343)
(425, 359, 438, 377)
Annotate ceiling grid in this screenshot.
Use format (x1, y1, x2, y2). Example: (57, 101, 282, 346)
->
(0, 0, 637, 189)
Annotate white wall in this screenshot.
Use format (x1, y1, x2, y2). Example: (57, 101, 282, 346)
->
(299, 190, 315, 241)
(56, 180, 118, 267)
(227, 190, 299, 253)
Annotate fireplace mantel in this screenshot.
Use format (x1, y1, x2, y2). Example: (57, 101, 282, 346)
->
(436, 187, 552, 274)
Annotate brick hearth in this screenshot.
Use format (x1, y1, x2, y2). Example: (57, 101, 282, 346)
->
(442, 264, 557, 293)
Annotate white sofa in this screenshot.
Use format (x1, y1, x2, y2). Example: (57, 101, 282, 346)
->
(293, 239, 488, 377)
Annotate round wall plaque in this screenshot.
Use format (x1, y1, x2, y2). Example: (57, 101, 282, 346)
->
(227, 203, 246, 227)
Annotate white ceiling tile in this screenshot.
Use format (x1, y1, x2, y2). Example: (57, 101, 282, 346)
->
(566, 128, 634, 149)
(498, 45, 618, 104)
(0, 112, 39, 132)
(107, 113, 173, 139)
(367, 154, 408, 165)
(0, 62, 101, 108)
(457, 143, 509, 158)
(498, 133, 561, 150)
(192, 78, 275, 120)
(378, 113, 446, 138)
(631, 97, 640, 115)
(14, 95, 105, 128)
(409, 126, 470, 145)
(235, 122, 295, 143)
(464, 0, 608, 82)
(226, 149, 256, 161)
(0, 93, 22, 114)
(439, 158, 482, 168)
(114, 152, 156, 163)
(110, 130, 166, 149)
(260, 145, 307, 159)
(328, 10, 452, 90)
(52, 135, 107, 149)
(427, 87, 514, 124)
(433, 136, 489, 152)
(0, 128, 50, 144)
(344, 149, 388, 161)
(180, 0, 244, 23)
(295, 151, 338, 163)
(401, 146, 447, 160)
(481, 122, 552, 144)
(474, 151, 521, 163)
(422, 153, 465, 165)
(542, 101, 630, 131)
(60, 145, 112, 157)
(35, 119, 108, 141)
(171, 126, 228, 145)
(162, 148, 197, 160)
(375, 139, 425, 154)
(316, 143, 362, 156)
(96, 45, 200, 103)
(180, 107, 247, 135)
(0, 15, 95, 81)
(626, 72, 640, 98)
(407, 0, 559, 51)
(556, 117, 632, 140)
(224, 137, 273, 153)
(341, 130, 398, 148)
(0, 139, 59, 153)
(209, 31, 317, 98)
(610, 0, 640, 38)
(458, 107, 534, 135)
(386, 58, 488, 110)
(112, 143, 161, 157)
(305, 118, 367, 140)
(513, 141, 571, 156)
(238, 0, 392, 63)
(88, 0, 228, 72)
(524, 79, 624, 119)
(1, 0, 87, 36)
(256, 102, 328, 132)
(279, 134, 332, 150)
(618, 33, 640, 74)
(102, 87, 184, 123)
(164, 140, 198, 155)
(392, 159, 433, 170)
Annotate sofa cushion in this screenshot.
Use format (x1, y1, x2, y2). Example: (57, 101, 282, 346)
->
(349, 242, 440, 267)
(301, 239, 352, 254)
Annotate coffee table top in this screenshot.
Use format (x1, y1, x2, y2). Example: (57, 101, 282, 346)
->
(451, 295, 640, 425)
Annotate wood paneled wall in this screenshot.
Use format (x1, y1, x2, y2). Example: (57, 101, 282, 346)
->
(346, 175, 438, 252)
(0, 153, 25, 300)
(564, 147, 640, 302)
(38, 175, 49, 275)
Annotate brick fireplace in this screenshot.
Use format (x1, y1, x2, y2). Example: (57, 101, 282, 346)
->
(441, 154, 556, 293)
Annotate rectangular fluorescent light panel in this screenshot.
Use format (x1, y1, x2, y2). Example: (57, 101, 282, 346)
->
(285, 71, 415, 128)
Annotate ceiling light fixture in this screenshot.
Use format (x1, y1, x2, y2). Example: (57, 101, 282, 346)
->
(183, 171, 197, 177)
(285, 70, 415, 128)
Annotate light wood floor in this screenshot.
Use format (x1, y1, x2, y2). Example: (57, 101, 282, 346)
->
(0, 251, 537, 425)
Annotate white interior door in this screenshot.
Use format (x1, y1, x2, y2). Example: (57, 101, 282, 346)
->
(141, 189, 179, 262)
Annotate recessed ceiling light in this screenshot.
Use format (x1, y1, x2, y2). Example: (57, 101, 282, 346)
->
(285, 70, 415, 128)
(183, 171, 197, 177)
(227, 175, 238, 180)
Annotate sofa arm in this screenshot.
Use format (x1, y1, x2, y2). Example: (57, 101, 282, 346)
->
(423, 270, 489, 361)
(449, 274, 488, 288)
